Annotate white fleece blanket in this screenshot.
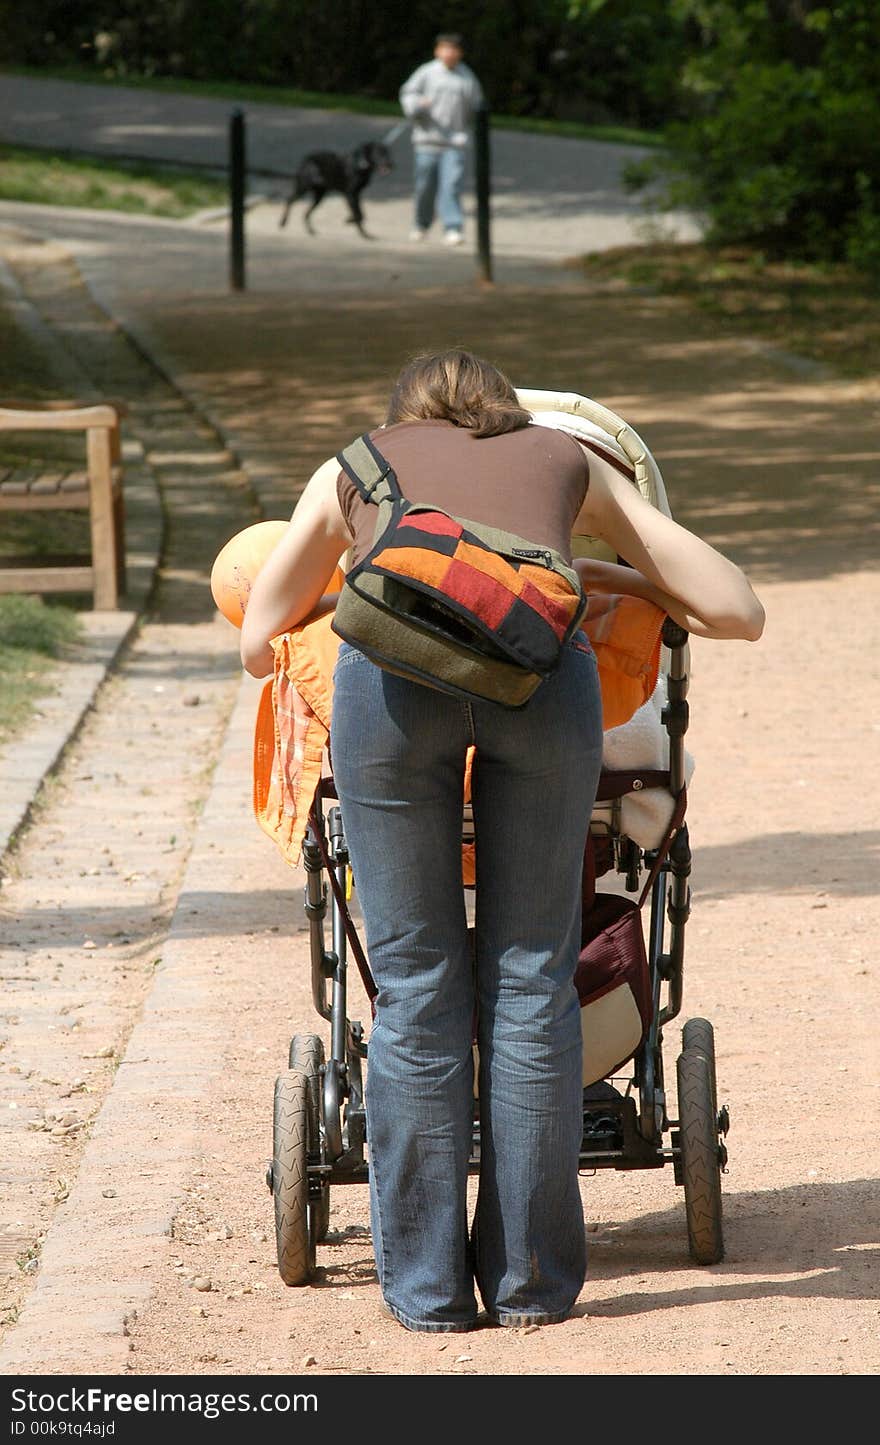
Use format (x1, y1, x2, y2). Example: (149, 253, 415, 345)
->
(601, 674, 695, 847)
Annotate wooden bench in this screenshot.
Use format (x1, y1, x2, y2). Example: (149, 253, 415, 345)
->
(0, 403, 125, 610)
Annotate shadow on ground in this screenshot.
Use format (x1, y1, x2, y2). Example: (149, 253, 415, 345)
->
(7, 811, 874, 946)
(132, 285, 880, 586)
(583, 1177, 879, 1314)
(691, 831, 880, 901)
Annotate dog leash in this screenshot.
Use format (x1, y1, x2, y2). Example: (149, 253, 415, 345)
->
(381, 119, 411, 148)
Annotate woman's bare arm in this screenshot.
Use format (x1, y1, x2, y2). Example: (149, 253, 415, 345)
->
(240, 458, 351, 677)
(573, 460, 765, 642)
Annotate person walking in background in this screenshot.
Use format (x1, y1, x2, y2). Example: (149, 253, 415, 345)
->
(399, 33, 484, 246)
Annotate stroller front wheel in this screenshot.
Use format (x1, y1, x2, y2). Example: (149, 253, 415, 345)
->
(272, 1069, 314, 1285)
(289, 1033, 331, 1242)
(682, 1017, 718, 1119)
(676, 1049, 725, 1265)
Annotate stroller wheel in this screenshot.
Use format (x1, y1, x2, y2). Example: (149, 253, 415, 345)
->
(289, 1034, 331, 1243)
(682, 1018, 717, 1119)
(676, 1049, 724, 1265)
(272, 1069, 313, 1285)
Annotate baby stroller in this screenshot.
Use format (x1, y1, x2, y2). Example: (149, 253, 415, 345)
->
(265, 390, 729, 1286)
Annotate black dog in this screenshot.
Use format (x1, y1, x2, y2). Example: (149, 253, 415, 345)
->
(278, 141, 393, 239)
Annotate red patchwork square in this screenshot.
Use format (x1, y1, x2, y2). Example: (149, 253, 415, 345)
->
(444, 558, 515, 630)
(404, 511, 462, 539)
(518, 577, 573, 638)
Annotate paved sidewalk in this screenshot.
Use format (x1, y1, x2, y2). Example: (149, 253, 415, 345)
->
(0, 218, 260, 1355)
(0, 243, 160, 861)
(0, 671, 281, 1375)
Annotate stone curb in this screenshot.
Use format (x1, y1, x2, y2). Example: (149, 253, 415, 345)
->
(0, 670, 267, 1374)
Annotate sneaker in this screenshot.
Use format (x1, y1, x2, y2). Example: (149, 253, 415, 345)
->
(443, 229, 464, 247)
(409, 227, 427, 242)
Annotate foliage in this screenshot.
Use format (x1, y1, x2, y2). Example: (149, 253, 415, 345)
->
(645, 1, 880, 270)
(0, 1, 688, 129)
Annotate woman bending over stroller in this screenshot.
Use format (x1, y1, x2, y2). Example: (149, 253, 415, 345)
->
(241, 350, 764, 1333)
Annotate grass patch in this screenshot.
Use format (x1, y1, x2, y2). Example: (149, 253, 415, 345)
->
(4, 65, 663, 149)
(0, 142, 226, 217)
(579, 243, 880, 377)
(488, 114, 662, 148)
(0, 595, 82, 744)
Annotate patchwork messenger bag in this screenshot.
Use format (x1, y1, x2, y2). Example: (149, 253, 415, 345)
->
(332, 432, 588, 707)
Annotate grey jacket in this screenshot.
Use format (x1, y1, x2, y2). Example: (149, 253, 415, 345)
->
(399, 59, 484, 148)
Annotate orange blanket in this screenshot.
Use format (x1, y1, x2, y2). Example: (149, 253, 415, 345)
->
(254, 592, 665, 873)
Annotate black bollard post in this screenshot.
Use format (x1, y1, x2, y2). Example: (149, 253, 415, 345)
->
(474, 104, 493, 285)
(229, 108, 246, 292)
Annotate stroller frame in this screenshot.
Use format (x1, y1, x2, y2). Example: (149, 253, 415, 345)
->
(267, 617, 730, 1282)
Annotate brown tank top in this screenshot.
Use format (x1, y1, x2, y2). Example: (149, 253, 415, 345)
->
(337, 419, 588, 568)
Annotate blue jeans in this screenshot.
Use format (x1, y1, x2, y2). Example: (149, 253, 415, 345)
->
(330, 639, 603, 1331)
(413, 145, 467, 232)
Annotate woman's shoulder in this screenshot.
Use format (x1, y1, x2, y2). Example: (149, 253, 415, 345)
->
(514, 422, 591, 473)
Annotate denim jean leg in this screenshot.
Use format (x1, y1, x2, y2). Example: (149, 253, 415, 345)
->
(330, 650, 477, 1331)
(437, 146, 466, 232)
(413, 148, 440, 231)
(469, 644, 603, 1324)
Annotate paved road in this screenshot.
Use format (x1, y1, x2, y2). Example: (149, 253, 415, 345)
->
(0, 73, 699, 268)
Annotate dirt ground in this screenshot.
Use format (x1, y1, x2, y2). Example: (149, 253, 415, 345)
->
(2, 271, 879, 1376)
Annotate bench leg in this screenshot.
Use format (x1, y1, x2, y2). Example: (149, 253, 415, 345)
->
(113, 487, 126, 598)
(87, 425, 118, 609)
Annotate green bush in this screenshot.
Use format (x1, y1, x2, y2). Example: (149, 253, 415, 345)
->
(631, 1, 880, 273)
(846, 176, 880, 279)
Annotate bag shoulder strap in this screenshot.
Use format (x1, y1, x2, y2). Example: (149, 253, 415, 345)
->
(336, 432, 402, 509)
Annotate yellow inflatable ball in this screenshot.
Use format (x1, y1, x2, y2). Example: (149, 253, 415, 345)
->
(210, 519, 289, 629)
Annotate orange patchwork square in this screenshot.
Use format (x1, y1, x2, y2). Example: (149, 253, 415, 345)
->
(519, 565, 580, 633)
(453, 539, 522, 594)
(373, 544, 452, 590)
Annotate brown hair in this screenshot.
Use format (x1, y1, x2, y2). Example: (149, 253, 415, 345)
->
(385, 349, 531, 439)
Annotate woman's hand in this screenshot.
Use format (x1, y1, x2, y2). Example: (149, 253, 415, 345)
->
(573, 458, 765, 642)
(240, 458, 351, 677)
